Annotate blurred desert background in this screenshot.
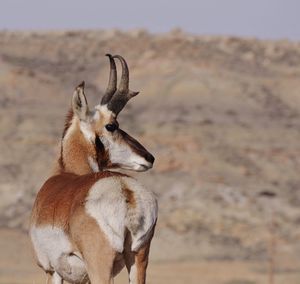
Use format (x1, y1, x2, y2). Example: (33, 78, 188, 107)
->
(0, 28, 300, 283)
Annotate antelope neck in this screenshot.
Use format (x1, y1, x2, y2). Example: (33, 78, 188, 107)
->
(57, 114, 110, 175)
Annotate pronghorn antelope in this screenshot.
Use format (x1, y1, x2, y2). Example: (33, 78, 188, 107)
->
(30, 54, 157, 284)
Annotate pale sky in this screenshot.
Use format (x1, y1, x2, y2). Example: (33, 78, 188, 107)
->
(0, 0, 299, 40)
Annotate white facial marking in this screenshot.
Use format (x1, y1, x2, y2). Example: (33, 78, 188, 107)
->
(93, 109, 100, 120)
(79, 120, 95, 142)
(95, 104, 115, 118)
(85, 176, 157, 253)
(95, 104, 153, 171)
(88, 156, 99, 172)
(101, 136, 152, 172)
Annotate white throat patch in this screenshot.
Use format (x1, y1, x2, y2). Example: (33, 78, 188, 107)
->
(88, 156, 99, 172)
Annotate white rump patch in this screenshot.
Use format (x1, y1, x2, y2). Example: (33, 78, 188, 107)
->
(30, 226, 72, 271)
(85, 176, 158, 252)
(30, 226, 87, 282)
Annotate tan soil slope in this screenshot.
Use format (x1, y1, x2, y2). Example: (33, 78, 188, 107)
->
(0, 30, 300, 263)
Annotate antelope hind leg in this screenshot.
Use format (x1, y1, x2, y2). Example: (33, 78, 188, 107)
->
(71, 211, 117, 284)
(124, 227, 155, 284)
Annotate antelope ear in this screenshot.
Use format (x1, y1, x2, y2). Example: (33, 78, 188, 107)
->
(72, 81, 89, 120)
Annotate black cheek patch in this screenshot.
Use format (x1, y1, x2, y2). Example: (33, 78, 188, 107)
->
(95, 135, 105, 153)
(95, 135, 110, 169)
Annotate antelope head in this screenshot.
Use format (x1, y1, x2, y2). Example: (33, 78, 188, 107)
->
(58, 54, 154, 175)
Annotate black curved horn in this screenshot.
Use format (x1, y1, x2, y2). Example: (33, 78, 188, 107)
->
(107, 55, 139, 115)
(114, 54, 129, 93)
(101, 54, 117, 105)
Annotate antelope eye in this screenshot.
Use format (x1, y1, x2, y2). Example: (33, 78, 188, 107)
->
(105, 123, 118, 132)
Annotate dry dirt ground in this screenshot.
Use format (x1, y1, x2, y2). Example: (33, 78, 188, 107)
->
(1, 30, 300, 282)
(1, 229, 300, 284)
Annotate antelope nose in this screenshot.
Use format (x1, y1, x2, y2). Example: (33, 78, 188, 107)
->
(145, 153, 155, 164)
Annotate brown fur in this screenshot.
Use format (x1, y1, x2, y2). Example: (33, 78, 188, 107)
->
(122, 187, 136, 208)
(61, 118, 96, 175)
(31, 171, 128, 228)
(58, 109, 74, 171)
(69, 206, 117, 283)
(31, 171, 155, 284)
(56, 109, 115, 175)
(62, 109, 74, 139)
(135, 234, 153, 283)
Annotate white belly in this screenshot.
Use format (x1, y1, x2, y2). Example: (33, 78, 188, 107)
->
(30, 226, 88, 283)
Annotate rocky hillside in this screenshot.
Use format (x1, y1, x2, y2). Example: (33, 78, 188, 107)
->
(1, 30, 300, 261)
